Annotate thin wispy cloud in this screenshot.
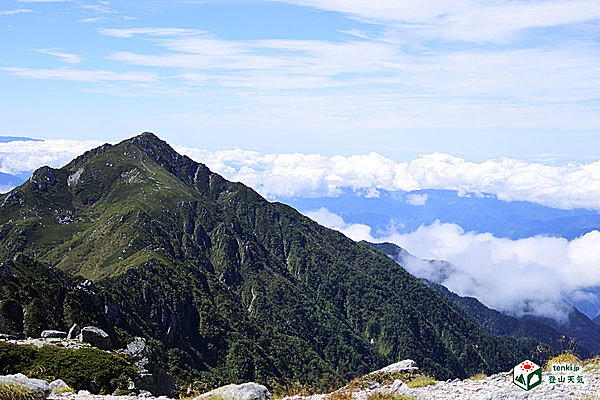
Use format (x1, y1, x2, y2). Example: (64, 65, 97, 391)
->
(0, 9, 32, 15)
(277, 0, 600, 42)
(35, 49, 83, 64)
(1, 67, 157, 83)
(89, 26, 600, 131)
(17, 0, 72, 2)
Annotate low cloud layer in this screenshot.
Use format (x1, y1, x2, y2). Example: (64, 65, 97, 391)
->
(176, 146, 600, 211)
(305, 207, 600, 322)
(0, 139, 102, 175)
(2, 139, 600, 211)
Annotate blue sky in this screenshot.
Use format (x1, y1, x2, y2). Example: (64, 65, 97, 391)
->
(1, 0, 600, 161)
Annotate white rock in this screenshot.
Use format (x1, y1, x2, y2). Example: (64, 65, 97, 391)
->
(371, 359, 418, 374)
(195, 382, 272, 400)
(0, 373, 52, 399)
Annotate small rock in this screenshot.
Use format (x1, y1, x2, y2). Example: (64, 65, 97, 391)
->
(77, 390, 91, 395)
(366, 382, 381, 390)
(389, 379, 410, 394)
(41, 330, 67, 339)
(126, 336, 149, 357)
(49, 379, 71, 393)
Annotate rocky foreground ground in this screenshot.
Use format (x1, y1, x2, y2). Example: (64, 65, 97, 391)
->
(41, 360, 600, 400)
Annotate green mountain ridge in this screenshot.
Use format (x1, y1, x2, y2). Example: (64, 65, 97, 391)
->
(0, 132, 543, 390)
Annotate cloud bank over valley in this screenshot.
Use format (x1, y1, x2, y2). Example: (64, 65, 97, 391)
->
(304, 208, 600, 322)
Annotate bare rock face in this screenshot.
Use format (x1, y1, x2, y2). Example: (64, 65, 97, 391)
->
(195, 382, 272, 400)
(77, 326, 111, 350)
(0, 373, 51, 399)
(124, 337, 175, 397)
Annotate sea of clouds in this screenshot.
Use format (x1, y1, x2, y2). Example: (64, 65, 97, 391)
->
(2, 138, 599, 321)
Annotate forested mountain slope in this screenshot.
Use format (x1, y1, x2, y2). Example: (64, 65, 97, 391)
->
(0, 133, 542, 390)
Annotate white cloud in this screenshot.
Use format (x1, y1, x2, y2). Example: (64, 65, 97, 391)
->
(276, 0, 600, 42)
(0, 139, 102, 175)
(36, 49, 83, 64)
(0, 9, 32, 15)
(304, 207, 374, 240)
(406, 193, 428, 206)
(1, 67, 157, 83)
(98, 27, 203, 38)
(174, 146, 600, 211)
(305, 208, 600, 322)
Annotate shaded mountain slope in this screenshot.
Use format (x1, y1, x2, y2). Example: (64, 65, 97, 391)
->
(0, 133, 542, 389)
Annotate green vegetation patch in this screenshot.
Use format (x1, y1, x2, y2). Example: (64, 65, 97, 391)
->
(468, 373, 487, 381)
(368, 393, 418, 400)
(347, 371, 435, 390)
(0, 383, 35, 400)
(543, 351, 582, 371)
(0, 342, 138, 394)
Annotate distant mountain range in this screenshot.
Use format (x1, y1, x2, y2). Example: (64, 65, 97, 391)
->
(0, 136, 40, 143)
(278, 188, 600, 240)
(0, 133, 549, 391)
(368, 241, 600, 358)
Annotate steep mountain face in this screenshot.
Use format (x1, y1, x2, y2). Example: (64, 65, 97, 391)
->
(0, 133, 541, 390)
(368, 241, 600, 357)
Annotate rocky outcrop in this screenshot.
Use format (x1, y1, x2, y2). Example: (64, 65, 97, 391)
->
(77, 326, 111, 350)
(194, 382, 272, 400)
(124, 337, 175, 397)
(0, 373, 51, 399)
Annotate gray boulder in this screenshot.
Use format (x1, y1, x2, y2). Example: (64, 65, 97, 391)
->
(0, 373, 52, 399)
(195, 382, 272, 400)
(41, 330, 67, 339)
(371, 359, 418, 374)
(49, 379, 72, 393)
(77, 326, 111, 350)
(67, 323, 81, 340)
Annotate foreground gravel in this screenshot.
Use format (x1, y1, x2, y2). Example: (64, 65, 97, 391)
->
(284, 367, 600, 400)
(47, 365, 600, 400)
